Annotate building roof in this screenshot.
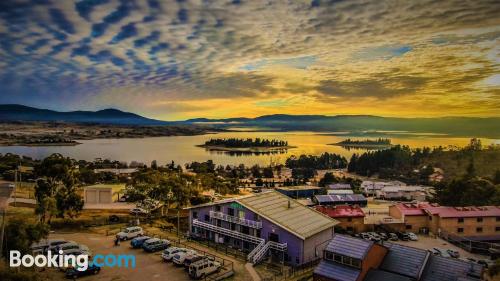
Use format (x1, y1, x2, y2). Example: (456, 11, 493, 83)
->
(429, 206, 500, 218)
(421, 255, 483, 281)
(315, 194, 367, 204)
(364, 269, 413, 281)
(327, 189, 354, 195)
(238, 191, 338, 240)
(315, 205, 365, 218)
(313, 260, 360, 281)
(395, 203, 500, 218)
(394, 202, 433, 216)
(328, 183, 352, 190)
(325, 234, 373, 260)
(380, 242, 430, 279)
(276, 185, 321, 191)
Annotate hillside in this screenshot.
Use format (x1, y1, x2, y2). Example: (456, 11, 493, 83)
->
(0, 104, 168, 125)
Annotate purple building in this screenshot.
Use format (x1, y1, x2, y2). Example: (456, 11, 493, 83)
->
(187, 190, 338, 266)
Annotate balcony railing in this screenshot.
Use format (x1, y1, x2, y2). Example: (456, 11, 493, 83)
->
(209, 211, 262, 229)
(193, 219, 264, 245)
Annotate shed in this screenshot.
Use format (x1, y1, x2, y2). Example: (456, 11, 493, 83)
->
(84, 185, 113, 204)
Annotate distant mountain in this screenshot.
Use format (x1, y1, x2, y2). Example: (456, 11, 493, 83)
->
(183, 114, 500, 138)
(2, 105, 499, 137)
(0, 104, 168, 125)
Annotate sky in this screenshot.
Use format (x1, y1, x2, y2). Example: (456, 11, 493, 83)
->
(0, 0, 499, 120)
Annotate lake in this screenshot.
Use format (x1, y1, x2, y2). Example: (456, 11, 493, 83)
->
(0, 131, 497, 166)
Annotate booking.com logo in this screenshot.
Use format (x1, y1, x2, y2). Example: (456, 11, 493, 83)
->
(10, 250, 136, 271)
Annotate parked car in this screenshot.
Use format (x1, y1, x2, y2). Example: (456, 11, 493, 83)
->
(433, 248, 451, 258)
(162, 247, 187, 262)
(397, 232, 410, 241)
(130, 236, 151, 248)
(129, 208, 149, 216)
(61, 245, 92, 257)
(360, 233, 371, 241)
(407, 232, 418, 241)
(429, 248, 441, 256)
(378, 233, 388, 241)
(189, 259, 221, 279)
(184, 254, 214, 271)
(116, 226, 144, 240)
(142, 238, 170, 252)
(447, 249, 460, 258)
(45, 240, 70, 254)
(173, 250, 197, 266)
(56, 242, 80, 253)
(31, 239, 67, 255)
(388, 233, 398, 241)
(65, 263, 101, 279)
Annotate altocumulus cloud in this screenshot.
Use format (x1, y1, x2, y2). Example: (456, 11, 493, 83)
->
(0, 0, 498, 118)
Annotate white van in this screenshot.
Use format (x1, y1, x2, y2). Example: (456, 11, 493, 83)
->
(116, 226, 144, 240)
(189, 259, 221, 279)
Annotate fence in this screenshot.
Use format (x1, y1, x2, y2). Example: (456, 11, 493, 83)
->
(440, 230, 499, 256)
(260, 258, 320, 281)
(131, 228, 235, 281)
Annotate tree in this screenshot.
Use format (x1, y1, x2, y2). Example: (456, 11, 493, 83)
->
(319, 172, 337, 187)
(2, 218, 49, 259)
(35, 154, 84, 219)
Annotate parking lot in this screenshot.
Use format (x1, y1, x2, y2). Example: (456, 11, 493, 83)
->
(46, 232, 240, 281)
(391, 235, 487, 260)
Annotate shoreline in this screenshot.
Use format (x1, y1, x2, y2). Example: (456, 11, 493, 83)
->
(329, 143, 393, 149)
(196, 144, 296, 152)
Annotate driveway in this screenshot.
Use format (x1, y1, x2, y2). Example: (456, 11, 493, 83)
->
(49, 232, 191, 281)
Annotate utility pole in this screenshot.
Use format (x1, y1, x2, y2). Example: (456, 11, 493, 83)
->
(0, 209, 6, 258)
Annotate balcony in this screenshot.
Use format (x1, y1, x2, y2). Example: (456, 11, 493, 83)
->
(209, 211, 262, 229)
(193, 219, 264, 245)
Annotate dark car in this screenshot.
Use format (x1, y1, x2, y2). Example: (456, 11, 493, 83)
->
(130, 236, 151, 248)
(397, 232, 410, 241)
(65, 264, 101, 279)
(142, 238, 170, 252)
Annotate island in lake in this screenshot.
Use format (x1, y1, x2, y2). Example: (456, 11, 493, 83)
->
(197, 138, 295, 153)
(330, 138, 393, 150)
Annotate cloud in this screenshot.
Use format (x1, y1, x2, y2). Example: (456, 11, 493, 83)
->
(317, 73, 429, 99)
(0, 0, 498, 118)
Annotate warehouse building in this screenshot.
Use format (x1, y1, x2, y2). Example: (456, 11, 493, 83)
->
(313, 235, 483, 281)
(276, 185, 321, 199)
(314, 194, 368, 207)
(187, 190, 338, 266)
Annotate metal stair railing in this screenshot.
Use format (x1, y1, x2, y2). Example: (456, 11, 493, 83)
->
(247, 240, 266, 262)
(209, 211, 262, 229)
(251, 241, 288, 264)
(192, 219, 263, 245)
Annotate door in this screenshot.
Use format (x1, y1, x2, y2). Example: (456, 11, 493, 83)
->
(269, 233, 279, 243)
(98, 190, 112, 203)
(85, 190, 97, 203)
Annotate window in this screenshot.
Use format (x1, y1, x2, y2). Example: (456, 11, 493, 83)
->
(351, 259, 361, 268)
(324, 251, 333, 261)
(204, 215, 210, 222)
(496, 227, 500, 232)
(334, 254, 342, 263)
(477, 217, 483, 223)
(405, 225, 412, 230)
(230, 223, 236, 231)
(193, 212, 198, 219)
(215, 205, 221, 212)
(458, 218, 464, 223)
(228, 208, 234, 216)
(347, 218, 352, 222)
(254, 213, 259, 221)
(476, 227, 483, 233)
(457, 228, 464, 233)
(429, 216, 432, 221)
(497, 217, 500, 222)
(239, 210, 245, 219)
